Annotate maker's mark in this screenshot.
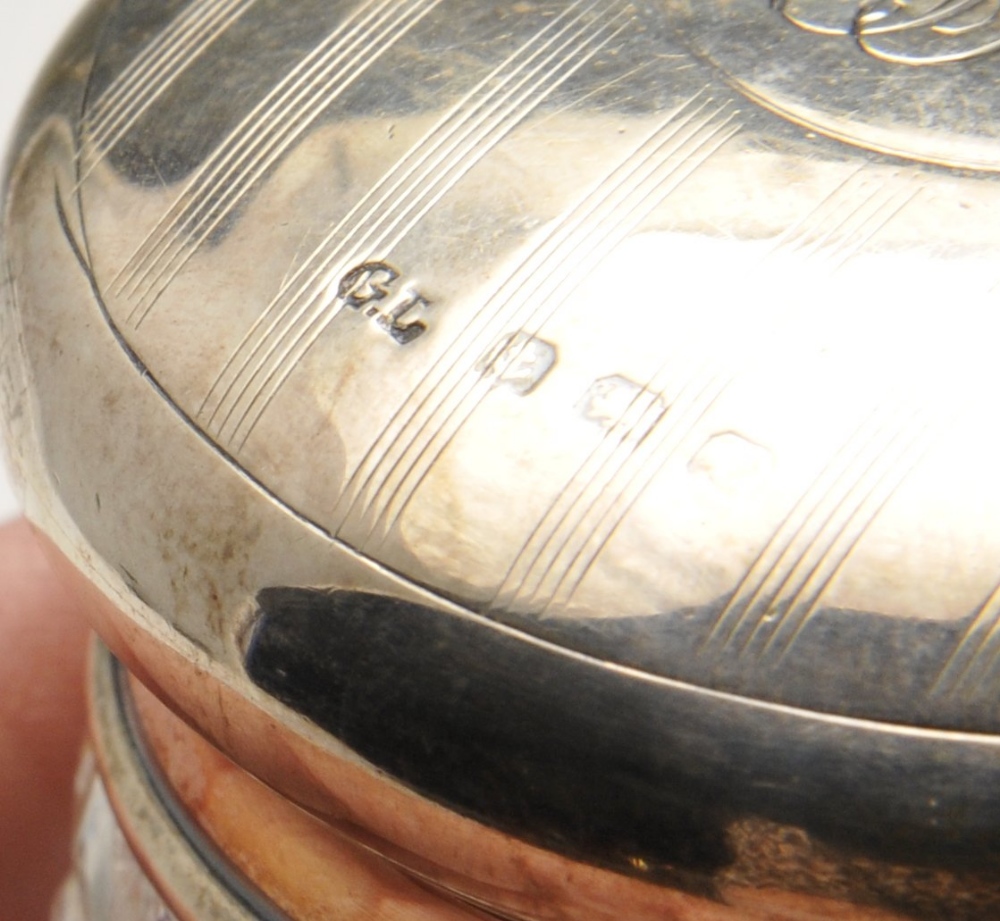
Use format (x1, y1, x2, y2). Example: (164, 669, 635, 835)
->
(776, 0, 1000, 64)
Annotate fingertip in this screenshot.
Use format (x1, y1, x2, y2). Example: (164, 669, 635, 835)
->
(0, 518, 90, 921)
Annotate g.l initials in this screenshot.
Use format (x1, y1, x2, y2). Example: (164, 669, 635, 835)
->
(338, 261, 430, 345)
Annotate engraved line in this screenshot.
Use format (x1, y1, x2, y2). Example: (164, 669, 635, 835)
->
(84, 0, 250, 147)
(735, 406, 925, 656)
(328, 93, 716, 535)
(354, 108, 738, 539)
(528, 58, 656, 129)
(125, 0, 443, 323)
(198, 0, 605, 427)
(113, 0, 408, 295)
(932, 582, 1000, 699)
(81, 0, 257, 178)
(779, 178, 900, 265)
(544, 373, 735, 616)
(782, 184, 889, 262)
(225, 10, 632, 447)
(698, 405, 895, 654)
(824, 184, 924, 272)
(767, 166, 870, 258)
(734, 413, 916, 655)
(346, 107, 730, 547)
(226, 11, 630, 441)
(491, 370, 673, 612)
(703, 404, 916, 652)
(549, 176, 924, 620)
(226, 12, 629, 447)
(210, 1, 624, 439)
(113, 0, 434, 313)
(85, 0, 239, 127)
(759, 420, 937, 665)
(495, 366, 711, 615)
(950, 617, 1000, 702)
(363, 115, 741, 549)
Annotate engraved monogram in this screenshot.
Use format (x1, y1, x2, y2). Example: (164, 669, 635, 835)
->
(775, 0, 1000, 64)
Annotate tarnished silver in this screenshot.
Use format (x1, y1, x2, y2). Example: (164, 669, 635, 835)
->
(7, 1, 1000, 918)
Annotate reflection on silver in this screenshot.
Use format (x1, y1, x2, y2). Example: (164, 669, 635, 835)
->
(7, 0, 1000, 917)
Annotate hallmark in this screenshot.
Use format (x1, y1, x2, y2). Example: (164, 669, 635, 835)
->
(337, 261, 430, 345)
(579, 376, 667, 439)
(477, 333, 557, 395)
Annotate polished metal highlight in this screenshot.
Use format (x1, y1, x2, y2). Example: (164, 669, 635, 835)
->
(56, 646, 261, 921)
(6, 1, 1000, 918)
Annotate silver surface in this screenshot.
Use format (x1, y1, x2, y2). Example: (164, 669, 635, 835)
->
(0, 0, 83, 523)
(8, 1, 1000, 917)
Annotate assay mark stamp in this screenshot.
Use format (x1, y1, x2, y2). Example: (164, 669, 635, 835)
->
(337, 261, 431, 345)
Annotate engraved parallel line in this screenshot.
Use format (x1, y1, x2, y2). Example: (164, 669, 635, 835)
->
(128, 0, 442, 320)
(225, 10, 633, 448)
(544, 373, 734, 616)
(125, 0, 443, 323)
(351, 120, 735, 552)
(733, 408, 924, 657)
(698, 405, 896, 654)
(542, 169, 925, 627)
(697, 188, 926, 650)
(327, 93, 716, 535)
(767, 167, 869, 258)
(529, 58, 655, 128)
(494, 367, 701, 614)
(212, 2, 625, 441)
(81, 0, 257, 177)
(950, 619, 1000, 702)
(779, 180, 894, 264)
(356, 8, 626, 259)
(491, 371, 673, 612)
(228, 17, 632, 447)
(699, 409, 885, 652)
(113, 0, 408, 295)
(757, 419, 937, 665)
(85, 0, 249, 143)
(528, 180, 924, 620)
(112, 0, 431, 311)
(198, 0, 605, 429)
(932, 582, 1000, 699)
(329, 96, 712, 535)
(824, 184, 924, 271)
(86, 0, 232, 126)
(363, 114, 741, 549)
(528, 374, 724, 614)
